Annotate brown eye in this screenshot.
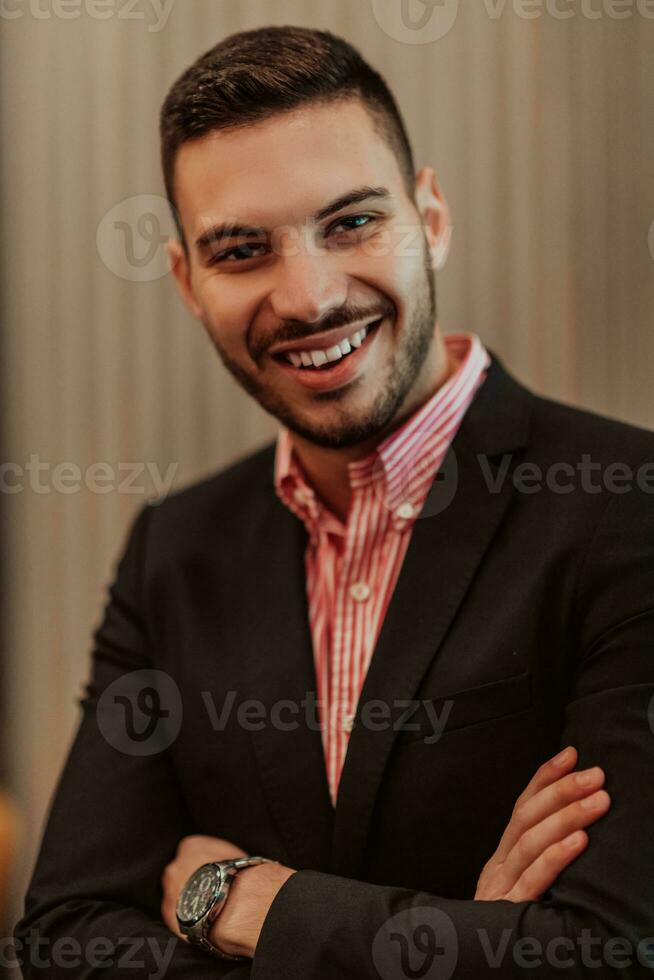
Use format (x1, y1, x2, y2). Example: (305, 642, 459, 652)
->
(211, 242, 268, 264)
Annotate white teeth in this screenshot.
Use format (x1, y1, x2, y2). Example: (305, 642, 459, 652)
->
(284, 320, 375, 367)
(325, 345, 343, 363)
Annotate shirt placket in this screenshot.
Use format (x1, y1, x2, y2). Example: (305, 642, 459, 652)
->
(329, 483, 377, 803)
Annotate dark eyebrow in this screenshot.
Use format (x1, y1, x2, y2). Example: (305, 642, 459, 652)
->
(195, 223, 266, 252)
(194, 185, 392, 252)
(312, 185, 391, 223)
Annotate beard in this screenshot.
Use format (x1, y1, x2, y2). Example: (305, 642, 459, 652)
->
(205, 241, 437, 450)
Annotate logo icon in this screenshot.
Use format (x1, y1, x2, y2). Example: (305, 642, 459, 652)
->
(417, 446, 459, 519)
(96, 194, 177, 282)
(97, 669, 182, 756)
(371, 0, 460, 44)
(372, 906, 458, 979)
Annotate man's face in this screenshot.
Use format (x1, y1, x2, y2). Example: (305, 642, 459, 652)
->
(171, 98, 442, 449)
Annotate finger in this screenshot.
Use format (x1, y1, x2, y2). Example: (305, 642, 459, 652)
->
(492, 765, 605, 868)
(504, 766, 605, 851)
(515, 746, 579, 808)
(500, 789, 611, 887)
(492, 746, 579, 862)
(507, 830, 589, 903)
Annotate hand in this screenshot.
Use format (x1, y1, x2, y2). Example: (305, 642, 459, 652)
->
(161, 834, 248, 939)
(474, 745, 610, 902)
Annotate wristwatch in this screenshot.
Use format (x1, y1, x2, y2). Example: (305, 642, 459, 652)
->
(176, 856, 275, 960)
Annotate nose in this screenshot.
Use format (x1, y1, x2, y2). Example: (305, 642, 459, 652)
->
(267, 246, 348, 326)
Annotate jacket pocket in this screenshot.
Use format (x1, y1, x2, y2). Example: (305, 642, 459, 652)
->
(394, 669, 533, 745)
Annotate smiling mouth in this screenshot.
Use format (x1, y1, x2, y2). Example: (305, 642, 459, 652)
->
(272, 318, 383, 371)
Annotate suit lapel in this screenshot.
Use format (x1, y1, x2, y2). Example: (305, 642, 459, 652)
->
(246, 492, 335, 871)
(330, 351, 533, 877)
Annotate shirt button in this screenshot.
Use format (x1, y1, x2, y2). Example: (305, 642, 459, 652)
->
(342, 712, 355, 733)
(349, 581, 371, 602)
(293, 486, 311, 507)
(396, 501, 415, 520)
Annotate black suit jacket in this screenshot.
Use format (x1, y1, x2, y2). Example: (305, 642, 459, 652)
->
(14, 351, 654, 978)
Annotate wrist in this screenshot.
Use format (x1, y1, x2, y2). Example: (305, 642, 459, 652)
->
(210, 862, 296, 959)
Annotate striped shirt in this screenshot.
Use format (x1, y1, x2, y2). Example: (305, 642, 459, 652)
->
(274, 332, 491, 805)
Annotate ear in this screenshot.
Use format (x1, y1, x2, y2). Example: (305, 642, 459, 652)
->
(167, 239, 202, 319)
(414, 167, 453, 271)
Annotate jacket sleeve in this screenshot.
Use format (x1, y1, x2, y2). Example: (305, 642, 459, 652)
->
(13, 503, 250, 979)
(250, 461, 654, 980)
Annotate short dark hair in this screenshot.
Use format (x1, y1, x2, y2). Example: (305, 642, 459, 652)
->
(159, 25, 416, 250)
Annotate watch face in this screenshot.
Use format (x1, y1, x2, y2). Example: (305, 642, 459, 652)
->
(176, 863, 223, 926)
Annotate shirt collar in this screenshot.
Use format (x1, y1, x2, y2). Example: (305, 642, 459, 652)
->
(274, 331, 490, 531)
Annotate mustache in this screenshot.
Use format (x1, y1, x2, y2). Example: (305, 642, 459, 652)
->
(252, 302, 394, 361)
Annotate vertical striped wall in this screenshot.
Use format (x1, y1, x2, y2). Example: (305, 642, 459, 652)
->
(1, 0, 653, 922)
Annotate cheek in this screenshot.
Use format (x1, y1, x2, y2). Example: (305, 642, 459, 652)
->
(356, 229, 426, 308)
(339, 251, 404, 320)
(391, 244, 429, 297)
(197, 280, 256, 360)
(386, 220, 429, 284)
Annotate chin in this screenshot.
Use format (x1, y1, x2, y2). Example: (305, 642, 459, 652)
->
(283, 403, 396, 450)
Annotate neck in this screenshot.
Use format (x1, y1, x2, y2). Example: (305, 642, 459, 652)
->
(288, 326, 455, 523)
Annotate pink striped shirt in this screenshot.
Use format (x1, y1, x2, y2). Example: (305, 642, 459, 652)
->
(274, 332, 491, 805)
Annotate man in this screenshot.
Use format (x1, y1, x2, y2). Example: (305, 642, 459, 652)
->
(14, 25, 654, 979)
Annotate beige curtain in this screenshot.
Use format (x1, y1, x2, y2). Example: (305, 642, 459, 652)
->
(2, 0, 653, 925)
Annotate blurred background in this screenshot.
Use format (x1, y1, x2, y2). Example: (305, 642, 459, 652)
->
(1, 0, 653, 952)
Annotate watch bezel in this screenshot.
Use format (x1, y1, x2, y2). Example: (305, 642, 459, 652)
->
(175, 861, 228, 928)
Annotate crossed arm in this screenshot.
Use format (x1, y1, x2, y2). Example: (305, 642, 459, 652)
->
(159, 744, 610, 957)
(244, 463, 654, 979)
(13, 468, 654, 978)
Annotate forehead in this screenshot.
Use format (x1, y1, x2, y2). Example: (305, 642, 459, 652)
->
(173, 99, 404, 237)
